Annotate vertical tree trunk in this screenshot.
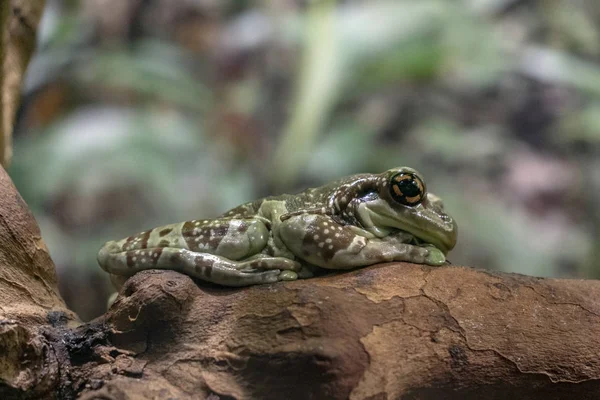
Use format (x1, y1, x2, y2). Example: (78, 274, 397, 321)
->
(0, 0, 46, 166)
(0, 0, 9, 166)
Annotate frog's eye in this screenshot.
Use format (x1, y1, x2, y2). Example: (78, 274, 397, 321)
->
(389, 172, 425, 206)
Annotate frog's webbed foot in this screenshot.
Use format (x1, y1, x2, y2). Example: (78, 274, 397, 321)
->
(383, 234, 447, 266)
(417, 244, 446, 266)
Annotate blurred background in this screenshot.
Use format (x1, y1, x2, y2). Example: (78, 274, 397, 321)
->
(7, 0, 600, 321)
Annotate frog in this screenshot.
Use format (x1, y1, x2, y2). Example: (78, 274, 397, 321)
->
(97, 167, 457, 287)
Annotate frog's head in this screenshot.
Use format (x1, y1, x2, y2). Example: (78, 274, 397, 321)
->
(354, 167, 457, 255)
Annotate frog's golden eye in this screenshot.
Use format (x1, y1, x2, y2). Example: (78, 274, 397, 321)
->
(389, 172, 425, 206)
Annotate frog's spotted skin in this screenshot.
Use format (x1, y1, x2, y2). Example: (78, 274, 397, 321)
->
(98, 167, 457, 287)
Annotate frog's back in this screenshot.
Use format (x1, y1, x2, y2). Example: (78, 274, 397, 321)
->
(219, 173, 369, 217)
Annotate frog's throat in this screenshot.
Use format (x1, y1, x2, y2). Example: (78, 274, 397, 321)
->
(355, 200, 456, 254)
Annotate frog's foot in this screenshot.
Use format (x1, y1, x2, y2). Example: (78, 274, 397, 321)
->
(420, 245, 446, 266)
(382, 242, 447, 266)
(379, 235, 447, 266)
(278, 270, 298, 281)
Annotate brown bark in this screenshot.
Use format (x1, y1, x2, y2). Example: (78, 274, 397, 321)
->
(0, 166, 599, 400)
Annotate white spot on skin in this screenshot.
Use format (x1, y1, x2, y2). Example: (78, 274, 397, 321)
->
(314, 235, 319, 240)
(318, 243, 324, 248)
(132, 257, 137, 262)
(141, 258, 146, 263)
(324, 229, 329, 234)
(328, 245, 334, 249)
(335, 233, 340, 238)
(326, 238, 332, 244)
(341, 196, 347, 203)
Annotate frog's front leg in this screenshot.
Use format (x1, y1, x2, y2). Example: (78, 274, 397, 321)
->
(279, 215, 446, 269)
(98, 218, 300, 287)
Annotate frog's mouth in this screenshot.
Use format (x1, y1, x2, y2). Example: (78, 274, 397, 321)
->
(357, 199, 457, 255)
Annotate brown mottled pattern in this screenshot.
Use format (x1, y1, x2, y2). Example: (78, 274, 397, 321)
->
(182, 221, 215, 252)
(339, 198, 361, 226)
(181, 220, 249, 253)
(159, 228, 173, 237)
(302, 216, 356, 261)
(122, 229, 152, 251)
(218, 202, 257, 219)
(194, 255, 212, 278)
(126, 247, 163, 268)
(213, 172, 387, 224)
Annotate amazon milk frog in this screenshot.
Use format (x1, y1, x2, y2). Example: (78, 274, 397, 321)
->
(98, 167, 457, 287)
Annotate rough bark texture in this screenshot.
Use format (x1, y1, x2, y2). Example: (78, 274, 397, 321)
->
(0, 166, 599, 399)
(0, 165, 78, 397)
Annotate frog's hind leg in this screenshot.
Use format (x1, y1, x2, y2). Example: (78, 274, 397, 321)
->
(99, 243, 299, 287)
(99, 217, 302, 286)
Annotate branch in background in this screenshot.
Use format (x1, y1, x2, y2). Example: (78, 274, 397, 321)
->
(270, 0, 340, 189)
(1, 0, 45, 167)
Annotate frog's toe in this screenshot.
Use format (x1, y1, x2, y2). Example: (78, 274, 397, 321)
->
(278, 270, 298, 281)
(424, 246, 446, 266)
(279, 259, 302, 271)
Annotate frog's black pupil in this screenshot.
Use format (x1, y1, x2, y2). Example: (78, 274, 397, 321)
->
(398, 178, 420, 197)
